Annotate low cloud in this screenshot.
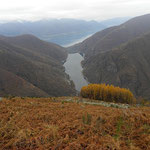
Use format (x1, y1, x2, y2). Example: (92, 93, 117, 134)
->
(0, 0, 150, 21)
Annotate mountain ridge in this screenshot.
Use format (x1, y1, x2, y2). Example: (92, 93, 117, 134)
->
(0, 19, 106, 46)
(69, 14, 150, 58)
(0, 34, 76, 97)
(68, 14, 150, 99)
(82, 32, 150, 99)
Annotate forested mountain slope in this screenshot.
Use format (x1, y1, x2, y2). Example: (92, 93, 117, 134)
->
(83, 33, 150, 99)
(0, 35, 76, 97)
(69, 14, 150, 58)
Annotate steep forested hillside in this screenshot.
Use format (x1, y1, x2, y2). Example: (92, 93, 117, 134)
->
(0, 34, 67, 62)
(83, 33, 150, 99)
(0, 35, 76, 97)
(69, 14, 150, 58)
(0, 68, 49, 97)
(68, 14, 150, 99)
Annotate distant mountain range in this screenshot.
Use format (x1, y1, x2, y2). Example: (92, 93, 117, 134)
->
(100, 17, 131, 27)
(0, 34, 76, 97)
(0, 19, 105, 46)
(69, 14, 150, 100)
(0, 18, 130, 46)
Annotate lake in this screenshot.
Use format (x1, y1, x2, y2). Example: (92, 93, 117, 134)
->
(63, 34, 92, 47)
(64, 53, 88, 91)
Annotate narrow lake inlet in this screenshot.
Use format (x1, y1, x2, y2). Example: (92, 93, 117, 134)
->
(64, 53, 88, 91)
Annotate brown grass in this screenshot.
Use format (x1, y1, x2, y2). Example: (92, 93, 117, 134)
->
(0, 97, 150, 150)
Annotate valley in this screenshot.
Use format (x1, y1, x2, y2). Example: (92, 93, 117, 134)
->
(69, 14, 150, 100)
(1, 1, 150, 149)
(1, 14, 150, 100)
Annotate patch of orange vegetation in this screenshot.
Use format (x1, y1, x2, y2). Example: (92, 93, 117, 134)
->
(0, 97, 150, 149)
(81, 84, 135, 104)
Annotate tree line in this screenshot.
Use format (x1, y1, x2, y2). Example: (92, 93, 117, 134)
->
(80, 84, 135, 104)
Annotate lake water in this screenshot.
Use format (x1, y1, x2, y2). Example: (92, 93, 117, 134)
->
(64, 53, 88, 91)
(63, 34, 92, 47)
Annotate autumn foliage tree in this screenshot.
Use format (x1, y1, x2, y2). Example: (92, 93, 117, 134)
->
(80, 84, 135, 104)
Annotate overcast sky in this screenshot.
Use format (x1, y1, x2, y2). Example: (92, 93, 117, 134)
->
(0, 0, 150, 22)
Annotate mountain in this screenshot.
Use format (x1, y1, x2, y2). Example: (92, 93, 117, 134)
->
(68, 14, 150, 58)
(0, 19, 106, 46)
(100, 17, 131, 27)
(0, 34, 67, 62)
(82, 33, 150, 99)
(68, 14, 150, 99)
(0, 68, 49, 97)
(0, 34, 76, 97)
(67, 26, 118, 54)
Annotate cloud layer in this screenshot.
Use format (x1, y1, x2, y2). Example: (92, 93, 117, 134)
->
(0, 0, 150, 21)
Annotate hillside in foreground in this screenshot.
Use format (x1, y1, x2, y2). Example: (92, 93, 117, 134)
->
(0, 97, 150, 149)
